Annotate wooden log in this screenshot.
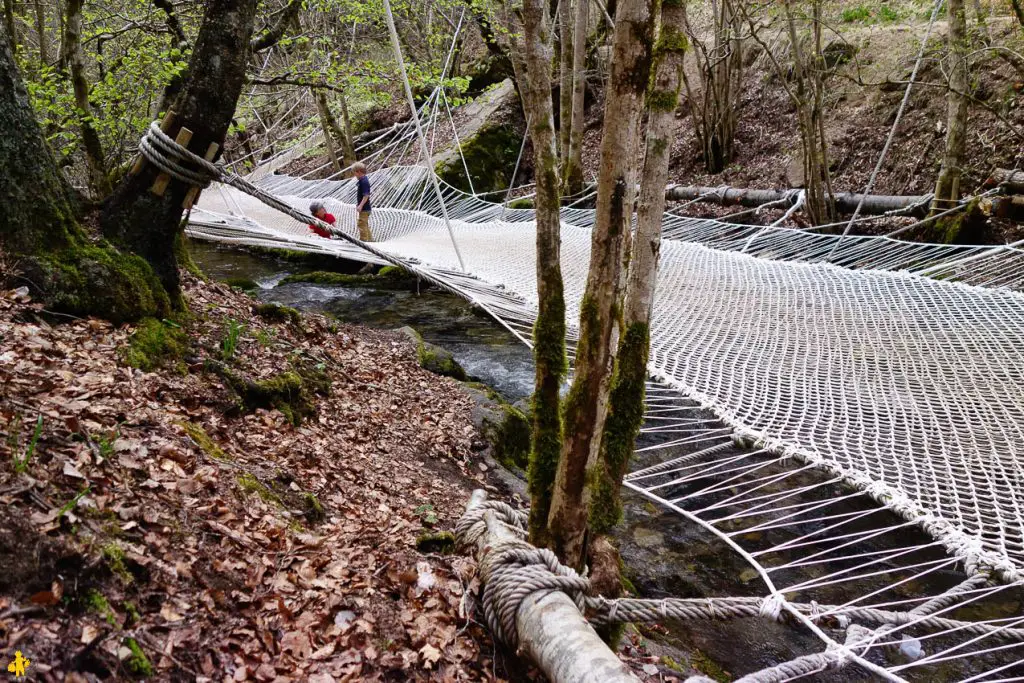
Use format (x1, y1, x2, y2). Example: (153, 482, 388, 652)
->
(986, 168, 1024, 194)
(150, 126, 193, 196)
(464, 491, 639, 683)
(129, 111, 175, 177)
(183, 142, 219, 209)
(664, 184, 930, 218)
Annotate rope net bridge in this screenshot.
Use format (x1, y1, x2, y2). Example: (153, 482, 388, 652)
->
(172, 108, 1024, 677)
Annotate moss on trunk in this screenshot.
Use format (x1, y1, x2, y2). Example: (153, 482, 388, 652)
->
(0, 20, 169, 322)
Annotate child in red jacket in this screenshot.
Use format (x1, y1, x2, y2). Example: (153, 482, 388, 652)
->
(308, 201, 335, 238)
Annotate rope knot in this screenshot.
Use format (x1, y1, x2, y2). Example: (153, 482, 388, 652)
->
(759, 592, 785, 621)
(139, 120, 223, 190)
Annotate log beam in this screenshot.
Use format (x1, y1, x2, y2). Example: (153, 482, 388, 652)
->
(463, 491, 639, 683)
(987, 168, 1024, 195)
(664, 184, 931, 217)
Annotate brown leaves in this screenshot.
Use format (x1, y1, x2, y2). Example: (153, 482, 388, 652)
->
(0, 278, 513, 681)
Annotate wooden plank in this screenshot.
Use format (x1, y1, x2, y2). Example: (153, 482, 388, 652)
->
(130, 111, 176, 177)
(150, 126, 193, 197)
(183, 142, 220, 209)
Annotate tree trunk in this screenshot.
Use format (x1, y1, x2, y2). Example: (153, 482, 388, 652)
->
(1013, 0, 1024, 30)
(32, 0, 45, 65)
(101, 0, 258, 305)
(558, 0, 574, 169)
(547, 0, 656, 570)
(515, 0, 568, 548)
(315, 90, 357, 175)
(783, 0, 833, 224)
(563, 0, 589, 194)
(591, 0, 686, 550)
(664, 184, 930, 216)
(932, 0, 969, 214)
(65, 0, 110, 197)
(316, 91, 343, 174)
(0, 19, 168, 321)
(3, 0, 15, 54)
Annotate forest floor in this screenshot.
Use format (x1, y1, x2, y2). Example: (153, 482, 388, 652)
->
(0, 277, 666, 682)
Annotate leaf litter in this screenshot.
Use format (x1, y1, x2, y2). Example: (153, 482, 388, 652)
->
(0, 274, 677, 681)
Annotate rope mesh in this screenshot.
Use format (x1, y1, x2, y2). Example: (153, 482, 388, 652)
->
(189, 165, 1024, 580)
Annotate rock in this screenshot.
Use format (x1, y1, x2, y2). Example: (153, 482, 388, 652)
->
(433, 79, 526, 195)
(632, 527, 664, 549)
(395, 326, 467, 381)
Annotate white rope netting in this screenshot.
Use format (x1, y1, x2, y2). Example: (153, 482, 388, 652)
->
(188, 165, 1024, 582)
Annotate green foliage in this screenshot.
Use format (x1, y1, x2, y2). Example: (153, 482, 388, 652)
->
(9, 415, 43, 474)
(122, 318, 188, 372)
(221, 319, 246, 361)
(841, 3, 901, 23)
(180, 421, 230, 462)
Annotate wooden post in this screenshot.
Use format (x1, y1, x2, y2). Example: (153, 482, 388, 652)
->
(130, 111, 175, 177)
(150, 127, 193, 196)
(183, 142, 220, 209)
(463, 491, 639, 683)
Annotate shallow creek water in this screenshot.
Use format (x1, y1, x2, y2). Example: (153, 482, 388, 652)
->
(188, 240, 1023, 682)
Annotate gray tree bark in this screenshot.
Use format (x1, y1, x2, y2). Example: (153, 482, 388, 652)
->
(932, 0, 970, 213)
(3, 0, 15, 54)
(32, 0, 45, 65)
(101, 0, 259, 305)
(562, 0, 589, 194)
(664, 184, 930, 217)
(516, 0, 568, 548)
(558, 0, 574, 169)
(316, 91, 343, 174)
(548, 0, 656, 569)
(592, 0, 687, 553)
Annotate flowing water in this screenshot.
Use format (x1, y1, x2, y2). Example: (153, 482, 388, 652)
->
(188, 239, 1023, 682)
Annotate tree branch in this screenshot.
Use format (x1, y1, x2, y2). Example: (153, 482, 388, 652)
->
(250, 0, 302, 53)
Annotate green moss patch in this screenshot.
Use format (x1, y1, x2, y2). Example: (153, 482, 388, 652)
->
(279, 268, 417, 289)
(398, 327, 467, 380)
(436, 122, 525, 195)
(488, 405, 531, 470)
(121, 318, 188, 373)
(225, 277, 259, 291)
(253, 302, 301, 325)
(179, 420, 231, 462)
(123, 637, 153, 677)
(33, 239, 171, 323)
(416, 531, 456, 554)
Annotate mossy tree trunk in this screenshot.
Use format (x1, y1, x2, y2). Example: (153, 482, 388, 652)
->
(0, 20, 168, 322)
(101, 0, 258, 305)
(315, 91, 344, 174)
(591, 0, 686, 558)
(3, 0, 15, 55)
(65, 0, 110, 198)
(932, 0, 970, 216)
(562, 0, 590, 195)
(315, 89, 357, 174)
(32, 0, 46, 65)
(547, 0, 656, 570)
(515, 0, 568, 547)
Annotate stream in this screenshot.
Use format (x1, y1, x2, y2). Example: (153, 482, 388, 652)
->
(188, 239, 1023, 682)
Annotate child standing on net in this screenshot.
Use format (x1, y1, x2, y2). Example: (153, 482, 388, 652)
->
(353, 162, 373, 241)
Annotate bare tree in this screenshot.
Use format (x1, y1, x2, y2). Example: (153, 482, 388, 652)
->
(932, 0, 970, 214)
(547, 0, 656, 569)
(743, 0, 834, 223)
(680, 0, 744, 174)
(562, 0, 590, 194)
(558, 0, 574, 168)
